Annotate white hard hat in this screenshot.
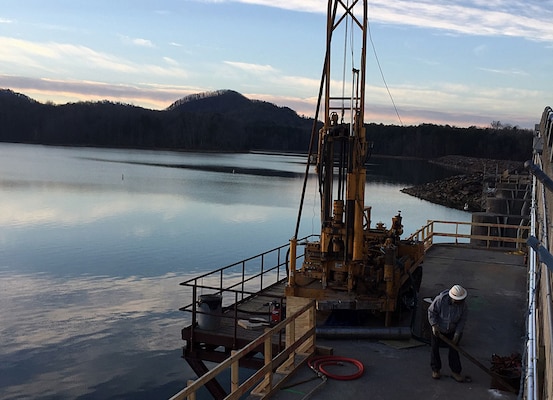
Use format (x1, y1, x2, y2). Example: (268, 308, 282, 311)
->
(449, 284, 467, 300)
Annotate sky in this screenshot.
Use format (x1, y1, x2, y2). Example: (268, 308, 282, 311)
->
(0, 0, 551, 129)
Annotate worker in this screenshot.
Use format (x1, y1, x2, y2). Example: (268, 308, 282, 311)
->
(427, 284, 468, 382)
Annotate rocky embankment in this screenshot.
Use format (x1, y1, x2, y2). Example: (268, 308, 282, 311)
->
(400, 156, 525, 211)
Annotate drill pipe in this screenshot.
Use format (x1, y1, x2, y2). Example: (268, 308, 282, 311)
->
(316, 326, 411, 340)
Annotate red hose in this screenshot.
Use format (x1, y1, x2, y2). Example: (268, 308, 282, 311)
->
(308, 355, 364, 380)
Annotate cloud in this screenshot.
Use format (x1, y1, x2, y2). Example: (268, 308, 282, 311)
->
(372, 1, 553, 42)
(163, 56, 179, 66)
(231, 0, 324, 13)
(229, 0, 553, 42)
(224, 61, 277, 74)
(0, 74, 200, 109)
(131, 37, 154, 47)
(0, 36, 130, 74)
(477, 67, 529, 76)
(0, 36, 189, 81)
(118, 34, 155, 48)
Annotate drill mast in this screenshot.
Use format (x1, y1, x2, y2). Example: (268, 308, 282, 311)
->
(287, 0, 424, 326)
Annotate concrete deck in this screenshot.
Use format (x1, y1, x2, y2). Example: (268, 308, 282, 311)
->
(271, 244, 527, 400)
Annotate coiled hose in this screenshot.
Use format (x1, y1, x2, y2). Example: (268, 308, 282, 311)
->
(308, 355, 364, 380)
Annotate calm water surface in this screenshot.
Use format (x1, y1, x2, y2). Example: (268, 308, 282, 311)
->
(0, 144, 469, 399)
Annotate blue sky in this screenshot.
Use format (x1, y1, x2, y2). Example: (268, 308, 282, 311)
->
(0, 0, 551, 128)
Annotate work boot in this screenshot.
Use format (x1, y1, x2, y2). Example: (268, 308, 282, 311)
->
(432, 370, 440, 379)
(451, 372, 464, 382)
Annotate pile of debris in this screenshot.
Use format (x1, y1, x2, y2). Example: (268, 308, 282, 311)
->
(490, 353, 522, 393)
(401, 173, 484, 211)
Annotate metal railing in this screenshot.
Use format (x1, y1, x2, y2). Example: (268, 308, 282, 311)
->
(408, 219, 530, 251)
(525, 106, 553, 400)
(179, 235, 316, 345)
(171, 300, 316, 400)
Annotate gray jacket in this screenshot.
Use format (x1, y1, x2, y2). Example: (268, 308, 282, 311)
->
(428, 289, 468, 335)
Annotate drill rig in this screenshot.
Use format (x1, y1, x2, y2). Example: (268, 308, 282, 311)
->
(286, 0, 424, 326)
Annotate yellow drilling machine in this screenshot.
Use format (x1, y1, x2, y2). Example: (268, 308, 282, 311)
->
(286, 0, 424, 327)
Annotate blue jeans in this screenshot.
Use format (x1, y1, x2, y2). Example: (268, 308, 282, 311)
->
(430, 331, 461, 373)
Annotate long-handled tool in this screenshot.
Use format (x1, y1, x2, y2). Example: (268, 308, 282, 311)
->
(438, 333, 518, 393)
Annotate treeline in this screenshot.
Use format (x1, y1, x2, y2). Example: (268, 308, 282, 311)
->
(0, 89, 533, 160)
(367, 122, 532, 161)
(0, 89, 312, 152)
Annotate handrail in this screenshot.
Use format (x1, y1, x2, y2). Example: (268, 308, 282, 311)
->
(408, 219, 530, 251)
(170, 300, 316, 400)
(179, 235, 317, 352)
(526, 107, 553, 400)
(179, 235, 317, 311)
(526, 156, 539, 400)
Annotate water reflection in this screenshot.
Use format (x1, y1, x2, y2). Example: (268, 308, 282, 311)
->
(0, 270, 193, 399)
(366, 156, 456, 184)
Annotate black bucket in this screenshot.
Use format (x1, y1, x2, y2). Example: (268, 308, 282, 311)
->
(197, 294, 222, 330)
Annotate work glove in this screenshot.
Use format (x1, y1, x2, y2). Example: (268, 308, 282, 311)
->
(432, 325, 439, 336)
(452, 333, 460, 344)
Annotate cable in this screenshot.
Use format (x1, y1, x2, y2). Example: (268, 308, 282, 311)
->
(341, 0, 348, 119)
(308, 355, 365, 380)
(367, 16, 403, 126)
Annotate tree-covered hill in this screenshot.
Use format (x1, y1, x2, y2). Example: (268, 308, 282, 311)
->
(0, 88, 533, 160)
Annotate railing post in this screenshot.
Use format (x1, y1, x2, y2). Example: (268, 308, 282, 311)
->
(260, 254, 264, 291)
(261, 329, 273, 393)
(233, 291, 238, 349)
(186, 380, 196, 400)
(287, 317, 296, 367)
(191, 284, 197, 351)
(289, 238, 297, 287)
(231, 350, 239, 393)
(241, 261, 246, 301)
(455, 222, 459, 245)
(277, 248, 281, 282)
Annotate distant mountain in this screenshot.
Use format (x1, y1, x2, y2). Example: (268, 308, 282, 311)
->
(167, 89, 305, 126)
(0, 88, 532, 160)
(0, 88, 314, 151)
(167, 90, 252, 113)
(0, 89, 39, 106)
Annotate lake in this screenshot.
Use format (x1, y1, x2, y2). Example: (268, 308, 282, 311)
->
(0, 143, 470, 399)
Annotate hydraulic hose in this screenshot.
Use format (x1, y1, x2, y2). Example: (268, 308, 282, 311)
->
(308, 356, 364, 380)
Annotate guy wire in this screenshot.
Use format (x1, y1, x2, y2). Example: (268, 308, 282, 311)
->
(367, 16, 403, 126)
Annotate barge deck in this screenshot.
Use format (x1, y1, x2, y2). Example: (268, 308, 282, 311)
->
(272, 243, 526, 400)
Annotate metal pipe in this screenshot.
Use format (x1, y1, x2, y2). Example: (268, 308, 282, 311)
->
(525, 159, 553, 194)
(537, 153, 553, 400)
(523, 151, 552, 400)
(527, 236, 553, 272)
(525, 171, 537, 400)
(537, 155, 553, 393)
(316, 326, 411, 340)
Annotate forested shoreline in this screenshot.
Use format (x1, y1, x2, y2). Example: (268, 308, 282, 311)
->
(0, 88, 533, 161)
